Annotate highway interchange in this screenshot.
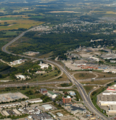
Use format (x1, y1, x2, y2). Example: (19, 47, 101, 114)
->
(1, 26, 109, 120)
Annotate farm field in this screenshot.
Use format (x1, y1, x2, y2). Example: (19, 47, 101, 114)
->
(0, 20, 44, 30)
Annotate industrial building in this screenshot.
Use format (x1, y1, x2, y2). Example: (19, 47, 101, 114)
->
(0, 102, 21, 108)
(27, 98, 43, 104)
(97, 85, 116, 115)
(31, 113, 53, 120)
(97, 92, 116, 106)
(42, 104, 53, 111)
(0, 92, 28, 103)
(56, 112, 63, 117)
(70, 106, 86, 114)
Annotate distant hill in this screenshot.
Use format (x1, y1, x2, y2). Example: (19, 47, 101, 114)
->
(0, 0, 115, 3)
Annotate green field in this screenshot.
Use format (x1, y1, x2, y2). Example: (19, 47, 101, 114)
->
(4, 31, 17, 36)
(0, 17, 18, 20)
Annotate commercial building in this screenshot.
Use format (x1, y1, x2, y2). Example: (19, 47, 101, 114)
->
(62, 96, 71, 104)
(42, 104, 52, 111)
(40, 88, 47, 94)
(47, 91, 57, 100)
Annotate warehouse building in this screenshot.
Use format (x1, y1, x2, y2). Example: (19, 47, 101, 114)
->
(27, 98, 43, 104)
(42, 104, 52, 111)
(97, 92, 116, 106)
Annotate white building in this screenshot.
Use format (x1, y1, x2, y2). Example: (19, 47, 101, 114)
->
(15, 75, 26, 80)
(39, 61, 49, 69)
(42, 104, 52, 110)
(89, 57, 99, 62)
(56, 112, 63, 117)
(27, 98, 43, 104)
(47, 91, 57, 100)
(10, 59, 25, 66)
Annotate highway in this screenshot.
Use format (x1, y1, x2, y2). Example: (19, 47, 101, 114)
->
(1, 27, 108, 120)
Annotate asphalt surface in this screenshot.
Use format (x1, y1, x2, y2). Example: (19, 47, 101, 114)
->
(2, 27, 109, 120)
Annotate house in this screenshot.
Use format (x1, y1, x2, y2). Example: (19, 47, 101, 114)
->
(47, 91, 57, 100)
(40, 88, 47, 94)
(10, 59, 26, 66)
(35, 71, 46, 74)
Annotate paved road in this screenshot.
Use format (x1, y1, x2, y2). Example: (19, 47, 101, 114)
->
(0, 81, 70, 88)
(2, 27, 108, 120)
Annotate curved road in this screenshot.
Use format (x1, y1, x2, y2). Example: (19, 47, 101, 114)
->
(2, 27, 108, 120)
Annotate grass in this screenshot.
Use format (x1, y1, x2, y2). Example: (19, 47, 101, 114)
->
(59, 83, 72, 87)
(38, 52, 53, 58)
(51, 109, 70, 116)
(0, 17, 18, 20)
(84, 86, 94, 94)
(50, 73, 68, 82)
(30, 69, 61, 82)
(91, 87, 107, 116)
(0, 15, 29, 18)
(4, 31, 17, 36)
(81, 80, 114, 85)
(0, 20, 44, 30)
(74, 73, 95, 80)
(96, 72, 116, 78)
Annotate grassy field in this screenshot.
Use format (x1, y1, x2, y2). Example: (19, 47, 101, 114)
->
(50, 73, 68, 82)
(96, 72, 116, 78)
(84, 86, 94, 94)
(74, 73, 95, 80)
(0, 17, 18, 20)
(81, 80, 114, 85)
(4, 31, 18, 36)
(0, 20, 44, 30)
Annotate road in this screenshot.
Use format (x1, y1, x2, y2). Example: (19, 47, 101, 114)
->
(1, 27, 108, 120)
(0, 81, 70, 88)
